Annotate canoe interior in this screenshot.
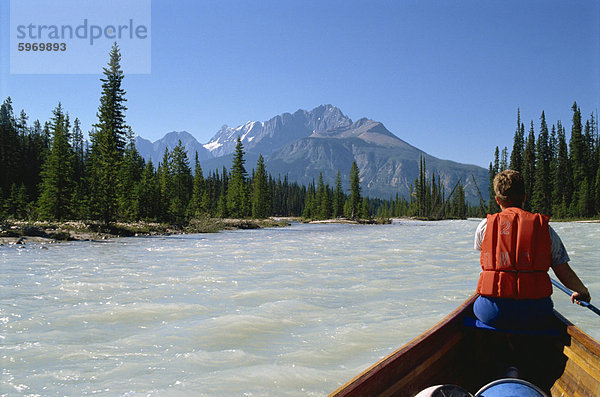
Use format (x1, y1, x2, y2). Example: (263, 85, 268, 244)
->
(330, 295, 600, 397)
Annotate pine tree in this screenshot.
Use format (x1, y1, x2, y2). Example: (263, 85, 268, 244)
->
(251, 154, 271, 219)
(522, 121, 536, 211)
(349, 161, 361, 219)
(226, 137, 250, 218)
(509, 109, 525, 172)
(487, 161, 499, 213)
(70, 118, 87, 218)
(302, 183, 316, 219)
(0, 98, 19, 202)
(38, 103, 75, 220)
(158, 147, 173, 221)
(318, 178, 332, 220)
(89, 43, 129, 224)
(169, 140, 193, 222)
(136, 159, 160, 220)
(500, 147, 509, 171)
(359, 197, 369, 219)
(188, 152, 206, 218)
(118, 128, 144, 220)
(217, 167, 229, 218)
(333, 170, 344, 218)
(570, 102, 585, 186)
(553, 121, 572, 217)
(532, 111, 552, 214)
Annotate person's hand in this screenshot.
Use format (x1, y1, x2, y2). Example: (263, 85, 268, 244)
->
(571, 289, 591, 304)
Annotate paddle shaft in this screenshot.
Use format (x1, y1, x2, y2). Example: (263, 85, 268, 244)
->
(551, 278, 600, 316)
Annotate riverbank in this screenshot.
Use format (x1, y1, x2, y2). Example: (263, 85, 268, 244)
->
(0, 218, 291, 246)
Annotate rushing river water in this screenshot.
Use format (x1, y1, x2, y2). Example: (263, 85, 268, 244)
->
(1, 220, 599, 396)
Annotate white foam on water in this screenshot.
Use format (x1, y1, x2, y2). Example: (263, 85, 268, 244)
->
(1, 220, 598, 395)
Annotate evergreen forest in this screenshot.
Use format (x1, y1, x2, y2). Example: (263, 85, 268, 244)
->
(3, 44, 595, 225)
(487, 106, 600, 218)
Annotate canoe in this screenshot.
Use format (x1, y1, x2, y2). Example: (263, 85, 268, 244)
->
(330, 294, 600, 396)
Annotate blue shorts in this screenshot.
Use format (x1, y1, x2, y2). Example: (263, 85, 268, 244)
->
(473, 295, 555, 331)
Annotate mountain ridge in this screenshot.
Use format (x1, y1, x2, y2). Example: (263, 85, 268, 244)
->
(135, 105, 488, 203)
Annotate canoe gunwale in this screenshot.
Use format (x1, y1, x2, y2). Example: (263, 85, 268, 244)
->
(329, 295, 477, 396)
(330, 294, 600, 397)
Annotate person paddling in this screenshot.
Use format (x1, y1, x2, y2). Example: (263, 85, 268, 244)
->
(473, 170, 591, 330)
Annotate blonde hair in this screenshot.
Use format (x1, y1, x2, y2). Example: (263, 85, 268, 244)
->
(493, 170, 525, 207)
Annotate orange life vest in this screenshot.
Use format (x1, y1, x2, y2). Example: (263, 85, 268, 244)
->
(476, 207, 553, 299)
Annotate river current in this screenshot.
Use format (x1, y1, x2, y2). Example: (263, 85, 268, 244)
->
(1, 220, 599, 396)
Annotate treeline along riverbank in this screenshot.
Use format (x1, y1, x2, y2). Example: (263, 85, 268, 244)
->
(5, 44, 595, 226)
(486, 106, 600, 219)
(0, 218, 291, 246)
(0, 43, 477, 227)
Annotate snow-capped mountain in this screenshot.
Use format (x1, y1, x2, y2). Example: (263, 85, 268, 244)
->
(203, 104, 353, 157)
(135, 105, 488, 202)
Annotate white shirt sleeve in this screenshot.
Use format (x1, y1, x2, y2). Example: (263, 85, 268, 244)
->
(474, 218, 487, 251)
(549, 225, 570, 267)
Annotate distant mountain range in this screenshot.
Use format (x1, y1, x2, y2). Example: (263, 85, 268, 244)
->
(135, 105, 488, 203)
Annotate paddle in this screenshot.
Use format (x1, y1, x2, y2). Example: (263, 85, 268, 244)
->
(551, 278, 600, 316)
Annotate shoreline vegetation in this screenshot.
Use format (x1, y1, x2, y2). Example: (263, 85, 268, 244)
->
(0, 44, 480, 231)
(2, 215, 596, 246)
(0, 216, 394, 246)
(3, 45, 598, 231)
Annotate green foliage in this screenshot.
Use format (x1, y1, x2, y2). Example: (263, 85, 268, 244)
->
(118, 129, 145, 220)
(169, 140, 193, 222)
(489, 105, 599, 219)
(226, 137, 250, 218)
(38, 103, 75, 220)
(188, 152, 206, 218)
(408, 155, 470, 219)
(532, 111, 552, 214)
(88, 43, 129, 224)
(251, 155, 271, 219)
(136, 159, 161, 220)
(349, 161, 361, 219)
(1, 43, 493, 224)
(333, 171, 345, 218)
(509, 109, 525, 172)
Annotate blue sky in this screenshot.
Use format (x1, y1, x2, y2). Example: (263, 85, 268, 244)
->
(1, 0, 599, 168)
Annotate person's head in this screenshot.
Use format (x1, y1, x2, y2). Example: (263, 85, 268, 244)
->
(493, 170, 526, 208)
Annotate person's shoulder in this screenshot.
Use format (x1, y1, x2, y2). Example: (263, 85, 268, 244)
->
(476, 217, 487, 230)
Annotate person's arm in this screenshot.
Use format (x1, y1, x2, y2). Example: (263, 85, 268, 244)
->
(551, 262, 591, 303)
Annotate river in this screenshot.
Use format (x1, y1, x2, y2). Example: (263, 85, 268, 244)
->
(1, 220, 598, 396)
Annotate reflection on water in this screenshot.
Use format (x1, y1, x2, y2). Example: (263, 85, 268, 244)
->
(1, 220, 598, 396)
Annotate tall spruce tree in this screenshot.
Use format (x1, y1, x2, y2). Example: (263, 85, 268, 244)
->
(118, 128, 145, 220)
(227, 137, 249, 218)
(532, 111, 552, 214)
(251, 154, 270, 219)
(509, 109, 525, 172)
(216, 167, 229, 218)
(488, 161, 499, 213)
(89, 43, 129, 224)
(188, 152, 206, 218)
(553, 121, 572, 217)
(349, 161, 361, 219)
(157, 147, 173, 221)
(569, 102, 585, 186)
(522, 121, 536, 211)
(136, 159, 160, 220)
(38, 103, 75, 220)
(500, 147, 509, 171)
(169, 140, 193, 221)
(0, 98, 19, 203)
(333, 171, 344, 218)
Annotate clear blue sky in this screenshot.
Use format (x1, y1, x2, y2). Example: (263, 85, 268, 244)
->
(1, 0, 599, 168)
